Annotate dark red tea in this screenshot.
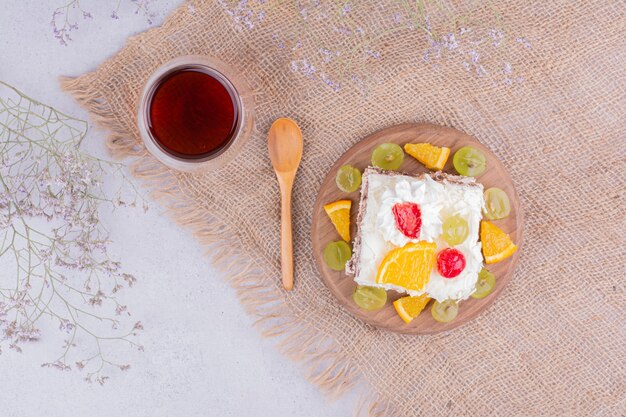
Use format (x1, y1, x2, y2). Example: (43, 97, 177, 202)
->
(148, 67, 239, 159)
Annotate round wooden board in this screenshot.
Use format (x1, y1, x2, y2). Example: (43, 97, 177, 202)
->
(311, 123, 524, 334)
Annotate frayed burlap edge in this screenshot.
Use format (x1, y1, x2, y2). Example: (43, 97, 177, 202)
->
(60, 74, 396, 417)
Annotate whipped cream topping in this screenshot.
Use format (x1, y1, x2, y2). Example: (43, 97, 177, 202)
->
(422, 181, 484, 302)
(352, 170, 484, 302)
(376, 175, 443, 247)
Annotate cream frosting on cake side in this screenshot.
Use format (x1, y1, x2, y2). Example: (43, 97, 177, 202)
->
(349, 168, 484, 302)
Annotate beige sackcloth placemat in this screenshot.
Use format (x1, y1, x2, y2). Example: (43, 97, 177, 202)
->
(62, 1, 625, 415)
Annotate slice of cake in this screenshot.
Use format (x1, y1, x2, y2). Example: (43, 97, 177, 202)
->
(346, 167, 484, 302)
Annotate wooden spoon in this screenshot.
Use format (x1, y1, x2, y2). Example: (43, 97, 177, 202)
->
(268, 118, 303, 291)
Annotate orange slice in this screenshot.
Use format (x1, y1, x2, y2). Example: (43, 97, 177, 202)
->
(323, 199, 351, 241)
(404, 143, 450, 171)
(480, 220, 517, 264)
(376, 241, 437, 291)
(393, 294, 431, 323)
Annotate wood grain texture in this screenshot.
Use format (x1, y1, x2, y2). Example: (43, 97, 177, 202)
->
(311, 123, 524, 334)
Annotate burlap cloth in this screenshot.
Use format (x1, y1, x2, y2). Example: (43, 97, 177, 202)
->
(62, 1, 625, 415)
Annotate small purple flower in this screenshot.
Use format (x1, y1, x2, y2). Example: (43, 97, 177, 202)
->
(320, 73, 341, 92)
(516, 37, 532, 49)
(467, 49, 480, 64)
(488, 28, 504, 47)
(341, 2, 352, 16)
(441, 33, 458, 50)
(333, 26, 352, 36)
(319, 48, 331, 63)
(291, 58, 317, 78)
(364, 48, 381, 59)
(299, 6, 308, 20)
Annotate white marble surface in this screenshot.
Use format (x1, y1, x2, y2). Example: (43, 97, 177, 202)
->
(0, 2, 353, 416)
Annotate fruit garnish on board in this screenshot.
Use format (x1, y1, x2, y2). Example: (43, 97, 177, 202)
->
(393, 294, 431, 323)
(376, 241, 437, 291)
(453, 146, 486, 177)
(335, 164, 362, 192)
(323, 199, 351, 241)
(480, 220, 517, 264)
(392, 202, 422, 239)
(353, 286, 387, 311)
(404, 143, 450, 171)
(483, 187, 511, 220)
(323, 240, 352, 271)
(471, 268, 496, 299)
(431, 299, 459, 323)
(371, 143, 404, 170)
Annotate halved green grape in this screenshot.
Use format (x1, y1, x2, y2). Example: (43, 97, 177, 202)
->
(483, 187, 511, 220)
(335, 165, 362, 192)
(453, 146, 486, 177)
(323, 240, 352, 271)
(471, 268, 496, 299)
(431, 299, 459, 323)
(441, 215, 469, 246)
(371, 143, 404, 171)
(352, 285, 387, 311)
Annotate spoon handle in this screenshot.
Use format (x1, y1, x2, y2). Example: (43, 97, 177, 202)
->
(279, 177, 294, 290)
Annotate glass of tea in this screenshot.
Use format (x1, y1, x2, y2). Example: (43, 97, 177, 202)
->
(137, 55, 254, 172)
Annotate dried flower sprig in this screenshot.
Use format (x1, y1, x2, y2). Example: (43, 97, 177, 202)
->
(218, 0, 532, 92)
(52, 0, 157, 45)
(0, 81, 145, 383)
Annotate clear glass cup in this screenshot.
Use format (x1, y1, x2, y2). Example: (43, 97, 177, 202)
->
(137, 55, 254, 173)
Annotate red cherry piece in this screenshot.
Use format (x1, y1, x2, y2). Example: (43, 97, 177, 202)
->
(437, 248, 466, 278)
(392, 202, 422, 239)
